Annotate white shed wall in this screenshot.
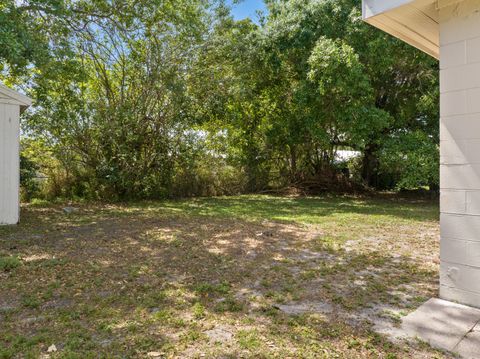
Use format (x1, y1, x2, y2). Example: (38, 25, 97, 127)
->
(0, 104, 20, 225)
(439, 1, 480, 307)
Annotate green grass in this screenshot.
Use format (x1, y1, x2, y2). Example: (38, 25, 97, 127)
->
(130, 194, 438, 224)
(0, 194, 446, 358)
(237, 329, 262, 350)
(0, 256, 22, 272)
(195, 281, 231, 296)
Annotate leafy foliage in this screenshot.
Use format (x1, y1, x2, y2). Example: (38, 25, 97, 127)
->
(20, 152, 39, 201)
(3, 0, 439, 200)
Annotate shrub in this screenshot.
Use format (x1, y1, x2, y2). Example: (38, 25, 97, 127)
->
(20, 153, 40, 201)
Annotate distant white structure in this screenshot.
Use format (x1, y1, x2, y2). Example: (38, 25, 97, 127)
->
(335, 150, 360, 163)
(0, 83, 32, 225)
(363, 0, 480, 308)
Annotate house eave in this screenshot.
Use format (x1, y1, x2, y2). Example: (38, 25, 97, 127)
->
(0, 83, 32, 112)
(362, 0, 441, 59)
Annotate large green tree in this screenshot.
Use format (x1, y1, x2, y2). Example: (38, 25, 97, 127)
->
(20, 0, 214, 199)
(4, 0, 439, 199)
(261, 0, 439, 189)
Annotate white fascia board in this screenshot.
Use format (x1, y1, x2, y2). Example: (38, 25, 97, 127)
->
(437, 0, 465, 9)
(363, 0, 415, 19)
(362, 0, 440, 58)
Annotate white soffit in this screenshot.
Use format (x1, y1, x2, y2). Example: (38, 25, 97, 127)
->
(363, 0, 440, 58)
(0, 82, 32, 112)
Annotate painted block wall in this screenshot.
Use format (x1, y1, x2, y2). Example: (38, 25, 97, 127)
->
(0, 104, 20, 225)
(439, 1, 480, 307)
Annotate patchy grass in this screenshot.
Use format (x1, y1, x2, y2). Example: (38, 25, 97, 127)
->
(0, 194, 449, 358)
(0, 256, 22, 272)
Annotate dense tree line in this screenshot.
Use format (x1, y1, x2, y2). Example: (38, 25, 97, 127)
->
(1, 0, 439, 200)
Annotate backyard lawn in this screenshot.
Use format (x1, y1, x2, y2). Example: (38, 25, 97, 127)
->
(0, 195, 449, 358)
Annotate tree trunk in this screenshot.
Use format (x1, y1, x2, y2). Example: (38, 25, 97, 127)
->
(289, 145, 297, 182)
(361, 143, 380, 188)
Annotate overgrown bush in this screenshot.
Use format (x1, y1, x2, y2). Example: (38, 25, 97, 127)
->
(379, 131, 439, 191)
(20, 153, 39, 201)
(172, 160, 245, 198)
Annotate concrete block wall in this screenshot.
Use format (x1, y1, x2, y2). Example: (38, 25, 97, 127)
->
(439, 1, 480, 308)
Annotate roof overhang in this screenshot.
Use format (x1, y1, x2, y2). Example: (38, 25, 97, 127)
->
(362, 0, 441, 58)
(0, 82, 32, 113)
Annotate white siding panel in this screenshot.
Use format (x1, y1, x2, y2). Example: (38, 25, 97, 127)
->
(466, 241, 480, 267)
(440, 5, 480, 45)
(440, 40, 466, 69)
(440, 261, 480, 293)
(441, 139, 480, 165)
(441, 237, 467, 263)
(0, 104, 20, 225)
(440, 62, 480, 93)
(440, 285, 480, 309)
(440, 189, 466, 213)
(441, 213, 480, 241)
(467, 36, 480, 64)
(440, 140, 466, 165)
(441, 164, 480, 190)
(466, 190, 480, 215)
(440, 90, 467, 117)
(438, 1, 480, 306)
(440, 88, 480, 117)
(467, 87, 480, 114)
(440, 113, 480, 141)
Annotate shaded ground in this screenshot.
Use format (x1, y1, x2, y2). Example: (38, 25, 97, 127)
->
(0, 195, 450, 358)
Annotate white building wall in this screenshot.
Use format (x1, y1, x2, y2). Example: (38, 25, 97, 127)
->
(439, 1, 480, 307)
(0, 104, 20, 225)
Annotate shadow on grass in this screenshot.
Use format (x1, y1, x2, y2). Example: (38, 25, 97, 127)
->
(0, 195, 441, 357)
